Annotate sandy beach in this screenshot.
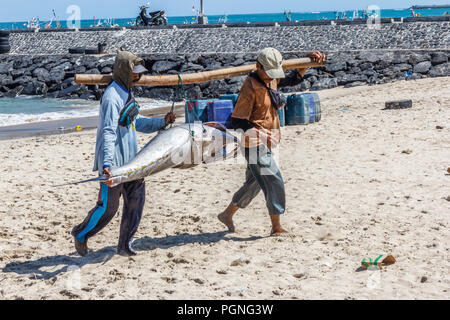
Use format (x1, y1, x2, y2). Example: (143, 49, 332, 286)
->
(0, 77, 449, 300)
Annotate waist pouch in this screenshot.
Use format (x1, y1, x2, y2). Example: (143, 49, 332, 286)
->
(119, 93, 140, 127)
(249, 73, 287, 110)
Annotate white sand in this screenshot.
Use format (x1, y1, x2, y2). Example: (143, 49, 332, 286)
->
(0, 77, 449, 300)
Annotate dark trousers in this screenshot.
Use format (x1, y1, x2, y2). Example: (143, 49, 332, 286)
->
(232, 145, 285, 215)
(71, 179, 145, 250)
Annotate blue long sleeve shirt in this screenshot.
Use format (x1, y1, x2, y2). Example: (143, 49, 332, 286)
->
(93, 81, 166, 174)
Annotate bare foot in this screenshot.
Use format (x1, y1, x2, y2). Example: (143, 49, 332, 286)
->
(218, 211, 235, 233)
(270, 227, 288, 237)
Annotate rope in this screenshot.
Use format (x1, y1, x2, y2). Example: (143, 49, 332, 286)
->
(174, 73, 206, 135)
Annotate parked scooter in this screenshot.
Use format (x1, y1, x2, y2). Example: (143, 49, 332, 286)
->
(135, 5, 167, 26)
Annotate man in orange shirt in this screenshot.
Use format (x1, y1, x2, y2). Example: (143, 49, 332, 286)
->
(218, 48, 326, 236)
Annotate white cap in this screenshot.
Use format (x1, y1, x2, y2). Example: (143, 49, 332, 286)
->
(257, 48, 285, 79)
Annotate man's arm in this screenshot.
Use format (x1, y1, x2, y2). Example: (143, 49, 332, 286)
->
(278, 69, 304, 88)
(278, 51, 326, 88)
(135, 114, 166, 133)
(232, 117, 255, 132)
(101, 99, 120, 170)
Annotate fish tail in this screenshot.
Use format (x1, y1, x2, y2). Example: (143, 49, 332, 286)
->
(52, 175, 108, 187)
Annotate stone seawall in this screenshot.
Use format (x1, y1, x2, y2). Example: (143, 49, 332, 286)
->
(0, 50, 448, 100)
(6, 21, 450, 55)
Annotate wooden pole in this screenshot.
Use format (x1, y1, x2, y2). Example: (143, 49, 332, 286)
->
(75, 57, 324, 86)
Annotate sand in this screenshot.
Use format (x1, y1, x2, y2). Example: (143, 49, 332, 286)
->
(0, 77, 449, 300)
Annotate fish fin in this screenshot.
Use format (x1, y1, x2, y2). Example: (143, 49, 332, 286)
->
(203, 122, 227, 132)
(52, 176, 107, 187)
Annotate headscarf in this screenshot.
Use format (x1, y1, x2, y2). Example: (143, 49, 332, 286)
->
(112, 50, 145, 92)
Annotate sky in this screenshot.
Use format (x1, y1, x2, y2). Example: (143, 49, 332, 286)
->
(0, 0, 449, 22)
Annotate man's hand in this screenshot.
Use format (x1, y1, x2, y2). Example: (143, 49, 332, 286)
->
(308, 51, 326, 64)
(103, 166, 113, 187)
(165, 112, 176, 126)
(297, 51, 327, 78)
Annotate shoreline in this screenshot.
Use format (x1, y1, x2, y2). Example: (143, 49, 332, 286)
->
(0, 104, 186, 140)
(0, 83, 375, 140)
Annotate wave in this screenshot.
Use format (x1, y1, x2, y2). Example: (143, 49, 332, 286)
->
(0, 98, 172, 127)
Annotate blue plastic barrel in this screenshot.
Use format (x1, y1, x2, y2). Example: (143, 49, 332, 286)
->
(185, 100, 210, 123)
(277, 107, 285, 127)
(208, 100, 234, 129)
(285, 94, 309, 125)
(285, 93, 321, 125)
(219, 94, 239, 106)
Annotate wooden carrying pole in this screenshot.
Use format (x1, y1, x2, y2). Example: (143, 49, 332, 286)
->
(74, 58, 324, 86)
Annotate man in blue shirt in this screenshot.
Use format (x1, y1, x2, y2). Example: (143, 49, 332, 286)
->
(71, 50, 175, 257)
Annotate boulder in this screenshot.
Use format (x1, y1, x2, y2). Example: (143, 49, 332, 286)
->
(99, 60, 114, 69)
(79, 92, 96, 100)
(12, 76, 33, 87)
(430, 52, 448, 66)
(58, 84, 86, 97)
(22, 80, 48, 95)
(348, 67, 361, 74)
(86, 68, 101, 74)
(185, 86, 202, 100)
(393, 64, 411, 72)
(408, 53, 430, 65)
(325, 62, 347, 72)
(358, 51, 383, 63)
(310, 78, 338, 91)
(413, 61, 432, 74)
(337, 74, 368, 85)
(10, 68, 26, 79)
(300, 80, 311, 91)
(101, 67, 113, 74)
(32, 68, 50, 81)
(359, 62, 373, 71)
(392, 53, 409, 64)
(0, 63, 13, 74)
(44, 91, 60, 99)
(14, 57, 33, 69)
(0, 75, 13, 87)
(3, 86, 24, 98)
(50, 62, 72, 73)
(179, 63, 204, 73)
(74, 65, 87, 74)
(145, 87, 174, 101)
(151, 60, 180, 73)
(429, 63, 449, 77)
(47, 70, 66, 84)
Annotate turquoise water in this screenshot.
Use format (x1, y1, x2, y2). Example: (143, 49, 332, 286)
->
(0, 97, 98, 126)
(0, 97, 93, 114)
(0, 97, 169, 127)
(1, 8, 449, 29)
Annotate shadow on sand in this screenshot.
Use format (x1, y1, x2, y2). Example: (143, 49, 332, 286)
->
(2, 231, 263, 280)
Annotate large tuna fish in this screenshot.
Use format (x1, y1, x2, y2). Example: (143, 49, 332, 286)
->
(59, 122, 239, 187)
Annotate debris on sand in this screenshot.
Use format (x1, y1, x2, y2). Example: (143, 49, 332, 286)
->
(401, 149, 413, 154)
(361, 255, 396, 270)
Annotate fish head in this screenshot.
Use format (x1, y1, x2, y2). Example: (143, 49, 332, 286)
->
(188, 122, 239, 165)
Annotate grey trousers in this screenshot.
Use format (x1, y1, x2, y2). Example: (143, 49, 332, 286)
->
(232, 145, 285, 215)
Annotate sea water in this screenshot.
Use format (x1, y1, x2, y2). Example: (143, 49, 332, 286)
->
(0, 97, 169, 127)
(0, 8, 448, 29)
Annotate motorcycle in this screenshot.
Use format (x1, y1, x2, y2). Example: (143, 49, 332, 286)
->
(135, 5, 168, 26)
